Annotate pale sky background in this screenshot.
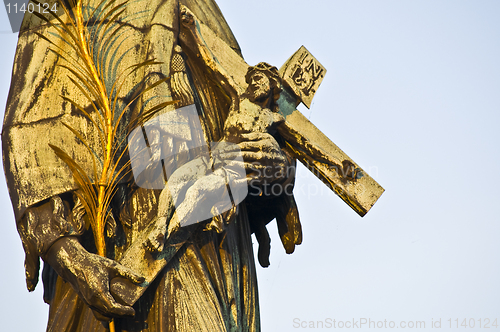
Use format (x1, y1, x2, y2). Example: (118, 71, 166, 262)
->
(1, 1, 500, 331)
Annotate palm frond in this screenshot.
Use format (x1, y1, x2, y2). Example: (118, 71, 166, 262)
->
(38, 0, 171, 269)
(48, 144, 98, 214)
(60, 122, 99, 178)
(62, 81, 105, 134)
(134, 101, 179, 128)
(111, 60, 162, 110)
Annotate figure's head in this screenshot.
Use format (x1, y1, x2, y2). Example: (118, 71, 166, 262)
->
(245, 62, 282, 110)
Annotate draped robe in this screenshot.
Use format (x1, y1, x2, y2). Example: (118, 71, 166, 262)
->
(3, 0, 300, 331)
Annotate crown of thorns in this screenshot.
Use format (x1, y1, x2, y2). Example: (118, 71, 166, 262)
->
(245, 62, 281, 84)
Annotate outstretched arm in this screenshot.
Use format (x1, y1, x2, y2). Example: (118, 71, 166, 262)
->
(179, 6, 240, 100)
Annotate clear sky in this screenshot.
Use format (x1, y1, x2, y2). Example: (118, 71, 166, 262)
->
(1, 1, 500, 331)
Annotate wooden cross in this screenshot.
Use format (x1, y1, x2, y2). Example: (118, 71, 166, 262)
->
(277, 46, 384, 217)
(181, 22, 385, 217)
(110, 18, 384, 306)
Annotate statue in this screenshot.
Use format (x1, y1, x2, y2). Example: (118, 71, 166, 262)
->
(2, 0, 383, 331)
(149, 8, 342, 252)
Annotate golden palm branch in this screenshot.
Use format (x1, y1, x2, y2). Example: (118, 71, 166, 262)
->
(32, 0, 174, 259)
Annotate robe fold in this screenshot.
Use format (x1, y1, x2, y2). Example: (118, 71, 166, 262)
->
(3, 0, 265, 330)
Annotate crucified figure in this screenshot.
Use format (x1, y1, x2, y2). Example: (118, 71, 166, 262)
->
(146, 6, 337, 253)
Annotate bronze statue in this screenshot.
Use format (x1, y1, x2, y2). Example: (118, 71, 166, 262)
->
(2, 0, 383, 331)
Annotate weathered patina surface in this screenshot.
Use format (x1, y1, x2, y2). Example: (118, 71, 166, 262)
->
(3, 0, 383, 331)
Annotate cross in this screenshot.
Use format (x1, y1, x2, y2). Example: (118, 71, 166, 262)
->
(277, 46, 385, 217)
(178, 21, 385, 217)
(110, 17, 384, 306)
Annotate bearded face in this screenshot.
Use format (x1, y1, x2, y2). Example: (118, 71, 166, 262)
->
(246, 72, 272, 102)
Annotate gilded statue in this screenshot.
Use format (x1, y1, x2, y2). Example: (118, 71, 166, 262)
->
(2, 0, 383, 331)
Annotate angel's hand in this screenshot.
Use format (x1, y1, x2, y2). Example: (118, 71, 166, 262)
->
(44, 237, 144, 321)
